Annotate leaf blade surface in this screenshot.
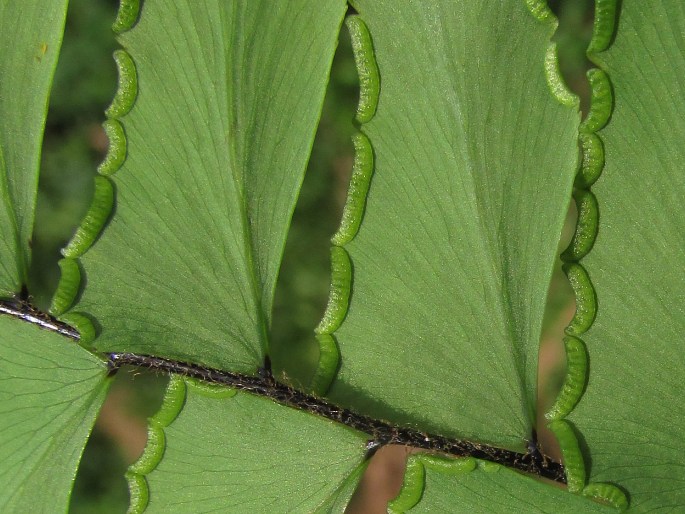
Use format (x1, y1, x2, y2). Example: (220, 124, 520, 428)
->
(0, 316, 109, 513)
(398, 457, 617, 513)
(0, 0, 69, 295)
(329, 0, 580, 449)
(569, 2, 685, 511)
(73, 0, 347, 372)
(135, 379, 368, 513)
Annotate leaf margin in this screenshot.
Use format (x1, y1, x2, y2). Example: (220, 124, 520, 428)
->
(49, 0, 141, 340)
(310, 13, 380, 395)
(544, 0, 629, 508)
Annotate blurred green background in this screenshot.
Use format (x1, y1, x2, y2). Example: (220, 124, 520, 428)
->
(29, 1, 593, 511)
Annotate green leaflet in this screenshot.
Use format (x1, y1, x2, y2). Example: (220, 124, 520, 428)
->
(130, 378, 368, 512)
(126, 375, 241, 491)
(567, 1, 685, 511)
(71, 0, 348, 373)
(0, 0, 69, 295)
(391, 457, 617, 513)
(0, 315, 109, 512)
(331, 0, 580, 449)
